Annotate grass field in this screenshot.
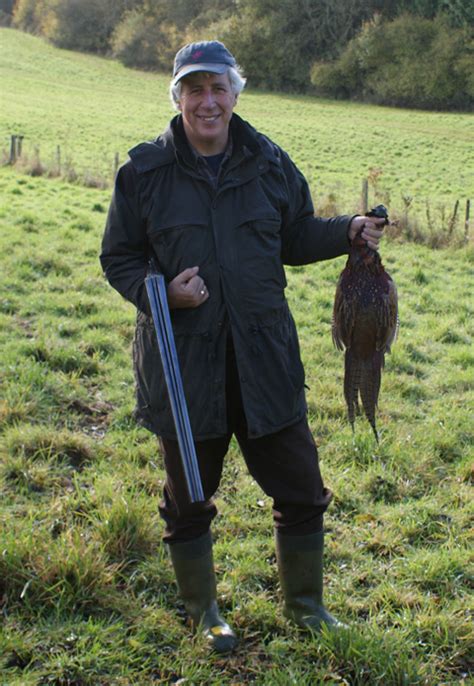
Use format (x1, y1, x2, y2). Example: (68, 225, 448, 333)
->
(1, 27, 474, 686)
(1, 28, 473, 214)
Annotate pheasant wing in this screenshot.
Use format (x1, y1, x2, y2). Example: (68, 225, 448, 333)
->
(332, 273, 355, 352)
(376, 276, 399, 354)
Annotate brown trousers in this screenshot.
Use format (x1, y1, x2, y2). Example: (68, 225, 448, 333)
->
(158, 339, 332, 543)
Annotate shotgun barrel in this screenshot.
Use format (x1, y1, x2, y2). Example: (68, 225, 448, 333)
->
(145, 271, 205, 503)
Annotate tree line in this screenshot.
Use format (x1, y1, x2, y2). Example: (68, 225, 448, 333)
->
(3, 0, 473, 110)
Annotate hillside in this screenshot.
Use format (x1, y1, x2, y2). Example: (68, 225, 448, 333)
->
(1, 28, 473, 211)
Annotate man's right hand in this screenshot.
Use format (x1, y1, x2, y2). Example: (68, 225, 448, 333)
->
(167, 266, 209, 309)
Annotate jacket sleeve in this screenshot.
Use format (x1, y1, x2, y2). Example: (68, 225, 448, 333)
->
(100, 161, 151, 314)
(278, 150, 353, 265)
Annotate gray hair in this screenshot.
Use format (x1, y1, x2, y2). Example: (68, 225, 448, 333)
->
(169, 66, 247, 111)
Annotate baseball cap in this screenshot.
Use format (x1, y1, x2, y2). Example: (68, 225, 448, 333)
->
(172, 41, 237, 86)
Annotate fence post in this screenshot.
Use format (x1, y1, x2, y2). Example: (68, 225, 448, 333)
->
(465, 199, 471, 243)
(361, 179, 368, 214)
(9, 135, 17, 164)
(448, 199, 459, 236)
(16, 135, 24, 159)
(56, 145, 61, 174)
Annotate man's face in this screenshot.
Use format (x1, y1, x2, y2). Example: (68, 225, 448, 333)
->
(178, 71, 237, 155)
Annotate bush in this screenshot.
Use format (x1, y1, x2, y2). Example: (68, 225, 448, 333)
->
(12, 0, 48, 33)
(41, 0, 122, 53)
(311, 38, 366, 100)
(311, 13, 474, 110)
(111, 8, 181, 71)
(111, 9, 158, 69)
(13, 0, 134, 53)
(216, 0, 373, 93)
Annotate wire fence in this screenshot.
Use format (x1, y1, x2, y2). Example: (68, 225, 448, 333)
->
(3, 134, 472, 247)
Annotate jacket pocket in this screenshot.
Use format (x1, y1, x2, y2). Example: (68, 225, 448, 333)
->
(147, 221, 213, 282)
(133, 317, 167, 414)
(267, 306, 305, 393)
(237, 218, 287, 310)
(246, 305, 305, 424)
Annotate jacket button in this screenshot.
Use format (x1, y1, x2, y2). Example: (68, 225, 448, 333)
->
(240, 376, 246, 383)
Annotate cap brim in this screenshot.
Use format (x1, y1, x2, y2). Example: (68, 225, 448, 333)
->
(172, 63, 230, 86)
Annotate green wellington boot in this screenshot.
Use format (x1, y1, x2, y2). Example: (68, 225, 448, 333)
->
(275, 530, 346, 632)
(168, 531, 237, 654)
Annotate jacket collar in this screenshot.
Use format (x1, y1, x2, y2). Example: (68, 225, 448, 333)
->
(128, 121, 177, 173)
(230, 114, 282, 167)
(128, 113, 280, 174)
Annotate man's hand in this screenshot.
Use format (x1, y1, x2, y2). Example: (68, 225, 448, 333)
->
(167, 266, 209, 309)
(348, 216, 386, 251)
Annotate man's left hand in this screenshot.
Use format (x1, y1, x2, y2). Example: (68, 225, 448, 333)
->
(348, 216, 386, 251)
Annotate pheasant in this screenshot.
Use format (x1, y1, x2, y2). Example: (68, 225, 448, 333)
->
(332, 205, 398, 441)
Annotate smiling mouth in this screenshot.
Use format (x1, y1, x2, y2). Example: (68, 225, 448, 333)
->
(197, 115, 220, 122)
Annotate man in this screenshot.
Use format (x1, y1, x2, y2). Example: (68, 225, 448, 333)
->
(101, 41, 385, 654)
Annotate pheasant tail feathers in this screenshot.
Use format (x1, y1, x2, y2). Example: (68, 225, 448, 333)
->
(344, 350, 384, 442)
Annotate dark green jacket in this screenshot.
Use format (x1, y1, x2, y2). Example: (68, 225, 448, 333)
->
(100, 114, 352, 440)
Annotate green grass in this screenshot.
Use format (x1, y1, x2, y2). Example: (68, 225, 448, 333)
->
(1, 28, 473, 685)
(1, 163, 473, 684)
(1, 27, 473, 216)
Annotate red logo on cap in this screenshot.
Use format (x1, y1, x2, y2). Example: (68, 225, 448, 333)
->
(192, 50, 204, 61)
